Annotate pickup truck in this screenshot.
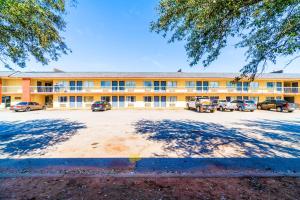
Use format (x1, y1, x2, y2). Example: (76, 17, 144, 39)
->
(212, 99, 236, 111)
(187, 97, 216, 113)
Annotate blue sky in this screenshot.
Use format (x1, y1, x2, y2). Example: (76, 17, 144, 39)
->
(1, 0, 299, 73)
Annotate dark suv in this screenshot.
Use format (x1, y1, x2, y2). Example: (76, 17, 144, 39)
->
(257, 99, 296, 112)
(91, 101, 111, 111)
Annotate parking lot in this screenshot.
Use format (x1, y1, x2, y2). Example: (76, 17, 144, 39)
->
(0, 109, 299, 158)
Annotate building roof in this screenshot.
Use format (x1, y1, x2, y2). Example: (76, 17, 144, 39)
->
(0, 71, 300, 79)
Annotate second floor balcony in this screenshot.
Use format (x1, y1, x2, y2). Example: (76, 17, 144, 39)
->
(1, 86, 23, 94)
(28, 85, 300, 95)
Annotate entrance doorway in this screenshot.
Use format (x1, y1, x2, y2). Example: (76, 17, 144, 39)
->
(45, 95, 53, 108)
(284, 96, 295, 103)
(2, 96, 11, 108)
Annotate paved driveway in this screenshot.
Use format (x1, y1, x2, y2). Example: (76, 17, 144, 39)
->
(0, 109, 299, 158)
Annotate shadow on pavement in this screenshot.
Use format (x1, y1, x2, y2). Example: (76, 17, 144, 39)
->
(134, 119, 300, 157)
(0, 119, 86, 156)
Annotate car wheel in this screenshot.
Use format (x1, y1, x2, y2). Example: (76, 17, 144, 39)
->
(196, 106, 200, 112)
(276, 107, 283, 112)
(238, 107, 243, 111)
(42, 106, 46, 110)
(220, 107, 224, 111)
(257, 105, 262, 110)
(288, 110, 294, 113)
(25, 107, 31, 112)
(250, 110, 254, 112)
(210, 109, 215, 113)
(230, 109, 234, 112)
(186, 104, 190, 110)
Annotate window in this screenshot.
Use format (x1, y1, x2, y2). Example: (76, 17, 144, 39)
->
(250, 82, 259, 88)
(276, 82, 282, 91)
(276, 96, 282, 100)
(210, 96, 219, 100)
(167, 81, 177, 88)
(17, 102, 28, 106)
(226, 81, 236, 88)
(168, 96, 177, 102)
(267, 82, 274, 88)
(209, 82, 219, 88)
(185, 81, 195, 88)
(185, 96, 193, 102)
(101, 96, 111, 102)
(226, 96, 232, 102)
(250, 97, 259, 103)
(101, 81, 111, 88)
(84, 81, 94, 88)
(144, 96, 152, 102)
(58, 81, 68, 87)
(59, 96, 68, 103)
(266, 97, 275, 100)
(144, 81, 152, 88)
(126, 96, 136, 102)
(126, 81, 136, 88)
(84, 96, 94, 102)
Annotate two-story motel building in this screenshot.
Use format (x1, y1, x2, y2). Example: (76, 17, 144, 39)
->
(0, 71, 300, 109)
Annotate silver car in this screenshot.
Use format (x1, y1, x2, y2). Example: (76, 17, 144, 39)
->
(231, 100, 256, 112)
(212, 99, 236, 111)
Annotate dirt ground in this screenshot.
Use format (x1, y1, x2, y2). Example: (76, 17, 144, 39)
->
(1, 176, 300, 200)
(0, 109, 299, 158)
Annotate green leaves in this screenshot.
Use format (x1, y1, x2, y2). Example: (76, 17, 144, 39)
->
(151, 0, 300, 79)
(0, 0, 72, 69)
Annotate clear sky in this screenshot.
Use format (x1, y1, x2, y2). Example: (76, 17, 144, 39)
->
(1, 0, 299, 73)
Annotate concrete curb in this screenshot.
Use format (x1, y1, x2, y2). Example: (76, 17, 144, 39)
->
(0, 158, 299, 177)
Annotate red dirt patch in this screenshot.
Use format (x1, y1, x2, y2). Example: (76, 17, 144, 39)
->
(1, 177, 300, 199)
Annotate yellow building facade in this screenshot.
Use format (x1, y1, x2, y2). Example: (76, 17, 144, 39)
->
(1, 72, 300, 109)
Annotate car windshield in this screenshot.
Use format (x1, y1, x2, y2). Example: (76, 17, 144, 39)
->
(245, 100, 255, 104)
(276, 100, 287, 103)
(17, 102, 28, 105)
(95, 101, 105, 104)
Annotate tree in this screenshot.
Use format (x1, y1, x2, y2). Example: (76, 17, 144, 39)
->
(0, 0, 72, 69)
(151, 0, 300, 80)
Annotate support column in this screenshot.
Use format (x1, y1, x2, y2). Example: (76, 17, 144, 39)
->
(22, 78, 31, 102)
(0, 79, 2, 105)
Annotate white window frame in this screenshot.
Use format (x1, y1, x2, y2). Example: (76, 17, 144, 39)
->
(125, 81, 136, 88)
(167, 81, 177, 88)
(58, 96, 68, 103)
(168, 96, 177, 102)
(209, 82, 219, 88)
(185, 81, 195, 88)
(126, 96, 136, 102)
(101, 81, 111, 88)
(144, 96, 152, 102)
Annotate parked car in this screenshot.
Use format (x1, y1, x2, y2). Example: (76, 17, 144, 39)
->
(11, 102, 46, 112)
(91, 101, 111, 111)
(257, 99, 296, 112)
(231, 100, 256, 112)
(212, 99, 236, 112)
(187, 97, 216, 113)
